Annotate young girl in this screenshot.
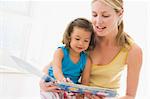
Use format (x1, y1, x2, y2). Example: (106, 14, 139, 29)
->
(40, 18, 95, 99)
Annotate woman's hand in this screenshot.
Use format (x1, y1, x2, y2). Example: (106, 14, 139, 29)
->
(75, 94, 84, 99)
(117, 95, 135, 99)
(39, 79, 62, 93)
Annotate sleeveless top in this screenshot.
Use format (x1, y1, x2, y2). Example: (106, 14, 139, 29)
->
(48, 46, 87, 84)
(89, 39, 134, 91)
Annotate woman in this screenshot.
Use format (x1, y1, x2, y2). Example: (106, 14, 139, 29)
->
(40, 0, 142, 99)
(86, 0, 142, 99)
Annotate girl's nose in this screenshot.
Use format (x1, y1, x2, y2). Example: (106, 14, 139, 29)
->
(79, 41, 83, 46)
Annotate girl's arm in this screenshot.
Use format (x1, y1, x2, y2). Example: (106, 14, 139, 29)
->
(76, 57, 91, 99)
(119, 44, 143, 99)
(39, 48, 66, 92)
(81, 57, 92, 85)
(52, 48, 66, 81)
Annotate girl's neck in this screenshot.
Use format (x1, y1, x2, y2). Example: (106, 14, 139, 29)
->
(69, 48, 80, 57)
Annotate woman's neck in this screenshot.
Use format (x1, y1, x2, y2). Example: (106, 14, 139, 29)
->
(96, 27, 119, 47)
(96, 34, 117, 47)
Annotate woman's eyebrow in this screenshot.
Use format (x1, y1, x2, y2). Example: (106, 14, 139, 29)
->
(92, 10, 109, 15)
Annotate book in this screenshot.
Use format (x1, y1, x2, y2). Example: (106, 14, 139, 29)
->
(11, 55, 117, 97)
(43, 75, 117, 97)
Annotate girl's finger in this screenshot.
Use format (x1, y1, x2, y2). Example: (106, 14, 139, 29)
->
(66, 78, 73, 82)
(92, 95, 105, 99)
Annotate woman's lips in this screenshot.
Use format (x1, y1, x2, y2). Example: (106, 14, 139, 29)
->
(95, 26, 106, 32)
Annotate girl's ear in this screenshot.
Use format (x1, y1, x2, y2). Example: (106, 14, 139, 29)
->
(68, 36, 71, 42)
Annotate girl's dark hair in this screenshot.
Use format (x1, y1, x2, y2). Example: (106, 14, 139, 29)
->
(62, 18, 95, 51)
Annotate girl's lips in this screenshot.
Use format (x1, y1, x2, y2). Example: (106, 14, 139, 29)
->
(76, 47, 84, 52)
(77, 47, 83, 50)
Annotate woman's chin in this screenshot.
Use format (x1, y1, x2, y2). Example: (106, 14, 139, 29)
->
(95, 32, 106, 37)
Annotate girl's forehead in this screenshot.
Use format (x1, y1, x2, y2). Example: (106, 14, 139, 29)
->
(71, 27, 91, 36)
(72, 27, 87, 33)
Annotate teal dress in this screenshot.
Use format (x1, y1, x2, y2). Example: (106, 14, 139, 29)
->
(48, 46, 87, 84)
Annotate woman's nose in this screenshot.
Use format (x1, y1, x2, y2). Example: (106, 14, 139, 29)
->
(96, 16, 103, 25)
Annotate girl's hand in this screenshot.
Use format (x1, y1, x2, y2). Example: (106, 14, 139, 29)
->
(61, 77, 73, 83)
(65, 77, 73, 83)
(84, 93, 105, 99)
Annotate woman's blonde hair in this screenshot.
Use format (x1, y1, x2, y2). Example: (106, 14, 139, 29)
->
(62, 18, 95, 51)
(92, 0, 131, 48)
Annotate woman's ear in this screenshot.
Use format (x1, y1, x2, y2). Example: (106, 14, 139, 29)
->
(117, 9, 124, 25)
(118, 8, 124, 17)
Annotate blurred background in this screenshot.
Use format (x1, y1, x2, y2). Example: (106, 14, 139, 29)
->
(0, 0, 149, 99)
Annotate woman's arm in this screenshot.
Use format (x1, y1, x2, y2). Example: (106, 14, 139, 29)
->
(119, 44, 143, 99)
(81, 57, 92, 85)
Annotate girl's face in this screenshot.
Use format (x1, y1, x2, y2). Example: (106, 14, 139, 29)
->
(91, 0, 120, 37)
(70, 27, 91, 53)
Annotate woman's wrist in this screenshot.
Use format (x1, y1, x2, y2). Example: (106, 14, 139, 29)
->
(117, 95, 135, 99)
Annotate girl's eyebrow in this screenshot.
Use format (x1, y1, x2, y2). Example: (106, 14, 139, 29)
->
(77, 35, 90, 39)
(74, 35, 80, 37)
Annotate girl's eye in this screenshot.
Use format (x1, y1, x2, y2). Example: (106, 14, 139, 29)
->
(84, 40, 89, 42)
(75, 38, 80, 40)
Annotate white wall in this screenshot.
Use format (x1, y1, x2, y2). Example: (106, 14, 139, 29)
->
(0, 0, 150, 99)
(26, 1, 91, 68)
(123, 1, 149, 99)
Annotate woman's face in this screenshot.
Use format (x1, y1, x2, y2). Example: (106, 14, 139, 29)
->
(91, 0, 120, 37)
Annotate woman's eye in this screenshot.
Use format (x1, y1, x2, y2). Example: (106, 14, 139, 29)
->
(92, 13, 97, 17)
(102, 15, 110, 17)
(92, 14, 97, 17)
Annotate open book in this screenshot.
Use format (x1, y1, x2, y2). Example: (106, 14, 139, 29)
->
(11, 56, 117, 97)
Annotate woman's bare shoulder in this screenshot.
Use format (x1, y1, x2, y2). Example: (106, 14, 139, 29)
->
(129, 43, 142, 56)
(126, 43, 143, 65)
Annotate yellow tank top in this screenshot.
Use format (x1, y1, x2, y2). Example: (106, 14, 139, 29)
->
(89, 39, 134, 90)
